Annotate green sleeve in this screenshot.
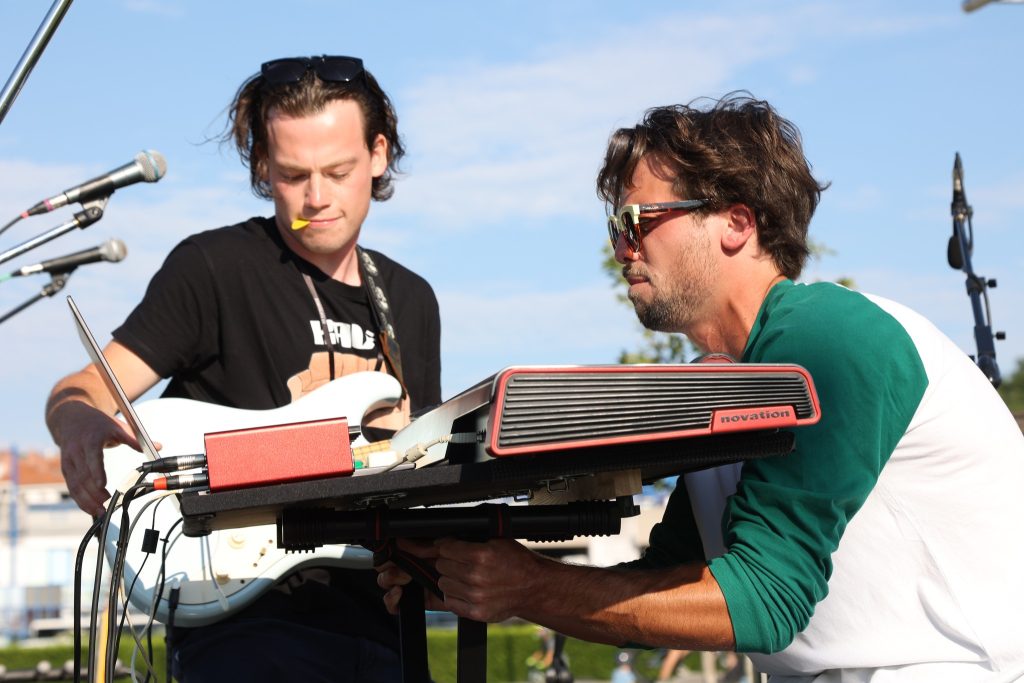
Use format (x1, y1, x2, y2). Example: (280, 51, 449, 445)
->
(710, 286, 927, 652)
(618, 481, 705, 572)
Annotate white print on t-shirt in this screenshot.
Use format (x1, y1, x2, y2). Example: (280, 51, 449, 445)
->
(308, 320, 375, 350)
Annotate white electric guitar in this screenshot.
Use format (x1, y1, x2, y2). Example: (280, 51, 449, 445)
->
(102, 371, 404, 627)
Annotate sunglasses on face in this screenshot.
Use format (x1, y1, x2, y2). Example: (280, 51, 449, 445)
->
(607, 199, 708, 251)
(260, 55, 365, 86)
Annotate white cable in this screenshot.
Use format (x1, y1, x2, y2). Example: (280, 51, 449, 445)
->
(379, 434, 453, 472)
(202, 533, 231, 613)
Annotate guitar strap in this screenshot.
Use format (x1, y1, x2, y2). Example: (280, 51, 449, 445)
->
(302, 273, 338, 380)
(357, 246, 407, 399)
(300, 248, 407, 399)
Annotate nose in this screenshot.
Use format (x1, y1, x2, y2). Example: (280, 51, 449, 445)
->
(613, 234, 639, 264)
(305, 174, 330, 210)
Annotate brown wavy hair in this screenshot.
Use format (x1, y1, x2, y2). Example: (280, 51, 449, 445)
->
(597, 92, 828, 279)
(225, 64, 405, 202)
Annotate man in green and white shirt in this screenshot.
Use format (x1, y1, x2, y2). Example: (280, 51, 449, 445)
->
(378, 94, 1024, 681)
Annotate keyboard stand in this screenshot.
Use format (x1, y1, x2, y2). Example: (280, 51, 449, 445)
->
(276, 499, 642, 683)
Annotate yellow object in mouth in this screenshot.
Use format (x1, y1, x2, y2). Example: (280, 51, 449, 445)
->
(291, 218, 311, 231)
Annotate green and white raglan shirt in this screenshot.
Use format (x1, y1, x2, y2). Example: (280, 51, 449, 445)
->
(641, 280, 1024, 682)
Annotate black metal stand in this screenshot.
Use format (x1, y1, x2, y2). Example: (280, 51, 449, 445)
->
(0, 271, 71, 324)
(456, 616, 487, 683)
(276, 499, 639, 683)
(0, 199, 107, 325)
(948, 153, 1003, 386)
(398, 586, 431, 683)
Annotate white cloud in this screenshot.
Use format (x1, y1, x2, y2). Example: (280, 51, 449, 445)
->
(387, 11, 804, 231)
(384, 4, 952, 232)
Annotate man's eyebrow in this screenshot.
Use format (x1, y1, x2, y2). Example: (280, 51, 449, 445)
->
(273, 157, 359, 173)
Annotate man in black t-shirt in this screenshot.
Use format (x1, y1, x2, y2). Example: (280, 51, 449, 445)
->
(45, 56, 440, 682)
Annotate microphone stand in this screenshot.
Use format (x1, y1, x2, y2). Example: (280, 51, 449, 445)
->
(948, 153, 1004, 387)
(0, 270, 73, 325)
(0, 0, 76, 126)
(0, 197, 106, 268)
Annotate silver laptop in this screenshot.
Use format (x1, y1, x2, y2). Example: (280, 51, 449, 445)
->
(67, 295, 160, 462)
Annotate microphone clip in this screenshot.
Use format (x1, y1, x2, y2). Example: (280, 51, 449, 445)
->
(0, 196, 109, 270)
(74, 197, 108, 230)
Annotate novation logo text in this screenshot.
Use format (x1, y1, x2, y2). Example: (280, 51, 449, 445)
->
(712, 405, 797, 433)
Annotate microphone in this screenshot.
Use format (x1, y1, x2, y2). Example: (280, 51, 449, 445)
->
(10, 238, 127, 277)
(948, 153, 968, 270)
(23, 151, 167, 216)
(952, 153, 966, 212)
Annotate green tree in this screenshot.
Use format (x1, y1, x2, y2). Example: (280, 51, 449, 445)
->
(997, 358, 1024, 415)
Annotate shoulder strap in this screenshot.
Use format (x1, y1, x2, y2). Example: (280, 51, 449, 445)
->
(357, 246, 407, 397)
(301, 272, 339, 381)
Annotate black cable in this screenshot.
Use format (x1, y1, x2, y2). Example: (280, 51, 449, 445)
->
(153, 515, 183, 622)
(117, 538, 151, 676)
(111, 492, 173, 683)
(108, 482, 148, 682)
(158, 516, 184, 683)
(88, 491, 121, 683)
(107, 488, 136, 679)
(73, 516, 103, 683)
(125, 501, 183, 683)
(141, 495, 174, 683)
(166, 586, 180, 683)
(0, 213, 23, 238)
(119, 494, 171, 683)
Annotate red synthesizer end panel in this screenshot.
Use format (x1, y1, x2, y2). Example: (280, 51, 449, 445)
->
(484, 364, 820, 457)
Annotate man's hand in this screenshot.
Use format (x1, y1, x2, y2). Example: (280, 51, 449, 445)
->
(45, 341, 161, 516)
(376, 538, 443, 613)
(378, 536, 736, 651)
(377, 538, 544, 622)
(50, 400, 142, 515)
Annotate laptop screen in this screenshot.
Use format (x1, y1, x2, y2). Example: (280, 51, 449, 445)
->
(67, 296, 160, 462)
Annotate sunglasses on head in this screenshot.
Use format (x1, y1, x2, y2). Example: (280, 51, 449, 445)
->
(260, 55, 365, 86)
(607, 199, 707, 251)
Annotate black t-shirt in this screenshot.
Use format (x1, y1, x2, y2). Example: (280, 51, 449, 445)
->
(112, 216, 442, 651)
(114, 216, 441, 412)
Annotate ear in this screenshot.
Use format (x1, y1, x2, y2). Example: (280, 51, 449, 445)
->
(721, 204, 757, 251)
(369, 134, 388, 178)
(253, 144, 269, 185)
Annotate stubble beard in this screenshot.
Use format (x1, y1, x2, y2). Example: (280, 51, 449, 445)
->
(628, 234, 715, 335)
(630, 286, 696, 333)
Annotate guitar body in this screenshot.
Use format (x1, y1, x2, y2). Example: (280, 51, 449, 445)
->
(103, 371, 403, 627)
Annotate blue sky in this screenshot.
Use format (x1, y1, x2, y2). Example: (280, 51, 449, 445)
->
(1, 0, 1021, 451)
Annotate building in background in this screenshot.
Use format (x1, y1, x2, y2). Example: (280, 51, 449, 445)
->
(0, 448, 95, 643)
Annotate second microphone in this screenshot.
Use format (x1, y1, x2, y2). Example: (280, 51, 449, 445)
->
(10, 239, 127, 277)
